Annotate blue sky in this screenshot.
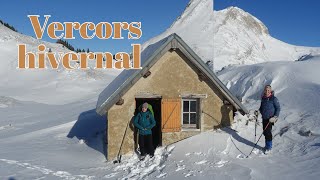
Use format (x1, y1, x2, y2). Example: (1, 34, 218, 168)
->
(1, 0, 319, 53)
(215, 0, 320, 47)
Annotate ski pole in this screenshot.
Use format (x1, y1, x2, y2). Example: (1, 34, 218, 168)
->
(113, 117, 131, 164)
(254, 110, 259, 142)
(255, 122, 257, 142)
(246, 121, 270, 158)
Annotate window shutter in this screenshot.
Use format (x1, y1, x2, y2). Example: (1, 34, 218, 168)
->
(161, 99, 181, 132)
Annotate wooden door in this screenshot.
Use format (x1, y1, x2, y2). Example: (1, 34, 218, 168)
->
(161, 99, 181, 132)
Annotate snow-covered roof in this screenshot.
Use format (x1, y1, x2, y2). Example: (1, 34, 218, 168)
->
(96, 33, 248, 115)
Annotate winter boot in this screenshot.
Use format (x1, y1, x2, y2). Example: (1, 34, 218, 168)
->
(264, 141, 272, 154)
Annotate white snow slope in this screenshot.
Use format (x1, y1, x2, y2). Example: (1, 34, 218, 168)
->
(1, 0, 320, 179)
(0, 23, 120, 105)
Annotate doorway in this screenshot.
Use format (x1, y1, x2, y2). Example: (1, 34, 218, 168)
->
(135, 98, 162, 148)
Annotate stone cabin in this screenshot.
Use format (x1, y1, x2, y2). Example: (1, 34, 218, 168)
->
(96, 33, 248, 160)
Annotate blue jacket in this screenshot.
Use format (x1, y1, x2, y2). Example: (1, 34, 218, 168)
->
(134, 111, 156, 135)
(259, 93, 280, 120)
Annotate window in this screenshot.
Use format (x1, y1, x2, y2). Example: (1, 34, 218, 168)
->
(182, 99, 199, 129)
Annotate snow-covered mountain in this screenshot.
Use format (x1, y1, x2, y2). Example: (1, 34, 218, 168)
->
(143, 0, 320, 70)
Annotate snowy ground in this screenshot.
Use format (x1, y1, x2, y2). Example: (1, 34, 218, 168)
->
(1, 56, 320, 180)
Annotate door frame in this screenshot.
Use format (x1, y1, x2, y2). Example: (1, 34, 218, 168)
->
(135, 97, 162, 147)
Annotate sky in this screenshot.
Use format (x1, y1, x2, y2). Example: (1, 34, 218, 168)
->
(215, 0, 320, 47)
(1, 0, 319, 53)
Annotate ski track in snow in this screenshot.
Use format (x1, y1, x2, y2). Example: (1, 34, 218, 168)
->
(0, 158, 94, 180)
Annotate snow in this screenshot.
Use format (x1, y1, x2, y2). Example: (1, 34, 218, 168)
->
(112, 146, 174, 179)
(3, 56, 320, 179)
(142, 0, 320, 71)
(0, 23, 120, 105)
(1, 0, 320, 179)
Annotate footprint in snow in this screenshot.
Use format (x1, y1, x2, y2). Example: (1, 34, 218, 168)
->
(166, 145, 175, 153)
(0, 124, 13, 130)
(214, 160, 228, 168)
(175, 165, 185, 172)
(157, 164, 166, 171)
(194, 152, 204, 156)
(253, 149, 260, 155)
(249, 148, 267, 157)
(215, 164, 224, 168)
(195, 160, 207, 165)
(104, 172, 118, 178)
(184, 171, 195, 178)
(156, 173, 167, 178)
(236, 154, 246, 159)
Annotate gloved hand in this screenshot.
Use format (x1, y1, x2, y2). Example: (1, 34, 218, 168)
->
(269, 116, 278, 123)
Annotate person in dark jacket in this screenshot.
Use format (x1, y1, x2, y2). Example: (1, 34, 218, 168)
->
(134, 102, 156, 160)
(259, 85, 280, 153)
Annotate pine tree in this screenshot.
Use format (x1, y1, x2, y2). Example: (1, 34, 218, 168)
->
(56, 39, 76, 52)
(1, 20, 18, 32)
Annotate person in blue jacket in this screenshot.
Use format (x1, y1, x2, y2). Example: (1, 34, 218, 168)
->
(259, 85, 280, 153)
(134, 102, 156, 159)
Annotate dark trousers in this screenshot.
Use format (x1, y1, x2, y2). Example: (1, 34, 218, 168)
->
(139, 134, 154, 156)
(263, 119, 273, 142)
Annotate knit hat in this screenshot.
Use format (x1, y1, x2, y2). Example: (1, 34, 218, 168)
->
(142, 102, 148, 109)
